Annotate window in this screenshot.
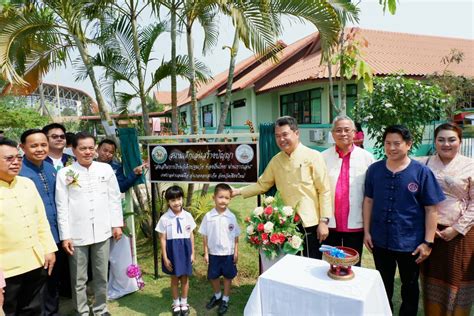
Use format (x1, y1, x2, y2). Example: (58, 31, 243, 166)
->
(280, 89, 322, 124)
(180, 111, 187, 127)
(331, 84, 358, 120)
(346, 84, 358, 118)
(201, 104, 213, 127)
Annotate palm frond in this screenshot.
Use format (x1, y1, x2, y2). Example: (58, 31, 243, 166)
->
(139, 21, 167, 64)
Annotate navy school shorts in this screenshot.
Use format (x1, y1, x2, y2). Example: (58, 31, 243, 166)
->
(207, 254, 237, 280)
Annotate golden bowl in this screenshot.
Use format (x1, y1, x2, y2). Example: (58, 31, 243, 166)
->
(322, 246, 359, 280)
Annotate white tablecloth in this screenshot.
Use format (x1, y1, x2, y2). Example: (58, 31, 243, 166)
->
(244, 254, 391, 316)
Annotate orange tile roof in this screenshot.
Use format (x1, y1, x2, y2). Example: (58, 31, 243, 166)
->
(256, 28, 474, 93)
(157, 28, 474, 105)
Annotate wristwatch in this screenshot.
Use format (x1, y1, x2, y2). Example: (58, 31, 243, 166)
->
(423, 240, 434, 248)
(319, 217, 329, 224)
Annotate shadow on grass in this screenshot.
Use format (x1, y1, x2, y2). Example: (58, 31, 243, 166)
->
(111, 274, 256, 316)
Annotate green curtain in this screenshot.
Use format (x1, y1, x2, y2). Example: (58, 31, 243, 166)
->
(258, 123, 279, 196)
(117, 128, 145, 185)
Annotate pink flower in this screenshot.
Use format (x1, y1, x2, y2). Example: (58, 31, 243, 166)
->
(261, 233, 269, 240)
(294, 214, 301, 223)
(127, 264, 141, 278)
(257, 223, 265, 232)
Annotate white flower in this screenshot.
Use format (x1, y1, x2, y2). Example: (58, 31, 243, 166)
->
(384, 103, 393, 108)
(289, 235, 303, 249)
(264, 196, 275, 205)
(246, 225, 255, 235)
(263, 222, 274, 233)
(363, 114, 373, 121)
(253, 207, 264, 216)
(282, 206, 294, 217)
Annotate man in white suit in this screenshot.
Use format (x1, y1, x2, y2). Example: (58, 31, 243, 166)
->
(56, 132, 123, 316)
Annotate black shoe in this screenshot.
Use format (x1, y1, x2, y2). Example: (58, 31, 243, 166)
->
(218, 300, 229, 315)
(206, 295, 222, 310)
(180, 304, 190, 316)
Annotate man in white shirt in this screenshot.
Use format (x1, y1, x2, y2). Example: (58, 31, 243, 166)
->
(322, 116, 375, 264)
(56, 132, 123, 316)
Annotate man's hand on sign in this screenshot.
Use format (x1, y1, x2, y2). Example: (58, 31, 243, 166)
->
(133, 162, 148, 176)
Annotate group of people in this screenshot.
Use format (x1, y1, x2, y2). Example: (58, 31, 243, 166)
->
(234, 116, 473, 316)
(0, 124, 144, 316)
(0, 114, 472, 316)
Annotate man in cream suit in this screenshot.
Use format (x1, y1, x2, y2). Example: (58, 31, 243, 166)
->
(322, 116, 375, 265)
(56, 132, 123, 316)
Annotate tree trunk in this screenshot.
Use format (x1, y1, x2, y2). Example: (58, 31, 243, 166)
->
(186, 23, 197, 206)
(338, 29, 346, 114)
(170, 3, 179, 135)
(74, 36, 115, 136)
(216, 28, 239, 135)
(327, 63, 337, 119)
(129, 0, 151, 136)
(186, 25, 198, 135)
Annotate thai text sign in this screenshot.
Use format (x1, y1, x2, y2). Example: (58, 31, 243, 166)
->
(148, 142, 258, 184)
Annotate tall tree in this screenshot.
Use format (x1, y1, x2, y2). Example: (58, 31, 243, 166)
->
(0, 0, 117, 135)
(216, 0, 354, 134)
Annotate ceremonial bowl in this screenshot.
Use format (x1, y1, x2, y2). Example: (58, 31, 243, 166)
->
(322, 246, 359, 280)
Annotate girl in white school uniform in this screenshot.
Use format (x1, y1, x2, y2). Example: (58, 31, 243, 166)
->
(155, 186, 196, 316)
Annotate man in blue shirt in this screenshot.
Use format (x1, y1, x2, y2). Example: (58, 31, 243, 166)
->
(96, 139, 145, 193)
(363, 125, 445, 316)
(19, 129, 70, 315)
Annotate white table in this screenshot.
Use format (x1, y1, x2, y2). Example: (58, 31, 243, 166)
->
(244, 254, 391, 316)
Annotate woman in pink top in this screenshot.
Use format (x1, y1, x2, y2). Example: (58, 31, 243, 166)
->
(421, 123, 473, 316)
(353, 122, 364, 148)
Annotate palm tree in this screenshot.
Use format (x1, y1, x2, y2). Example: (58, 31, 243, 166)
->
(85, 17, 210, 121)
(0, 0, 117, 135)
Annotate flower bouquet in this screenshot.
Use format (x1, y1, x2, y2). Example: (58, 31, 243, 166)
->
(245, 194, 304, 260)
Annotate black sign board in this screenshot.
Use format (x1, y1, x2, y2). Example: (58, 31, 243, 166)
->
(148, 142, 258, 184)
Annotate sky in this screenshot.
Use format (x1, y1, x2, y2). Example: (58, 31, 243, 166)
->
(44, 0, 474, 101)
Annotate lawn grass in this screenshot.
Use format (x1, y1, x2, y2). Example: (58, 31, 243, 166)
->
(60, 193, 424, 315)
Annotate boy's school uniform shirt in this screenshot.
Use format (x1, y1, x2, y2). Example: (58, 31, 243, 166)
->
(155, 209, 196, 239)
(199, 208, 241, 256)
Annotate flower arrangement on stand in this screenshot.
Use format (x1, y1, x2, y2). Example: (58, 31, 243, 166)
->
(245, 194, 304, 260)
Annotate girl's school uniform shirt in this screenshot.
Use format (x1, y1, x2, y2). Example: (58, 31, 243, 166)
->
(155, 209, 196, 276)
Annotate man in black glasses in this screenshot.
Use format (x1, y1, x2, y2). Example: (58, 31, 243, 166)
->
(19, 129, 70, 315)
(0, 138, 57, 315)
(42, 123, 74, 171)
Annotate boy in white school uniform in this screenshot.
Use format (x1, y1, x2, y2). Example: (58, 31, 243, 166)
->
(199, 183, 240, 316)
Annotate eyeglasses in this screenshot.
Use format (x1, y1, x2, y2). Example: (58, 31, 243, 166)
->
(3, 155, 23, 163)
(48, 134, 66, 140)
(333, 129, 355, 134)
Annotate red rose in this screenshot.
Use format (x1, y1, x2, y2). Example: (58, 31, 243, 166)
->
(264, 206, 273, 215)
(294, 214, 301, 223)
(270, 234, 281, 244)
(250, 236, 260, 244)
(278, 233, 286, 244)
(261, 233, 269, 240)
(245, 216, 251, 223)
(257, 223, 265, 232)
